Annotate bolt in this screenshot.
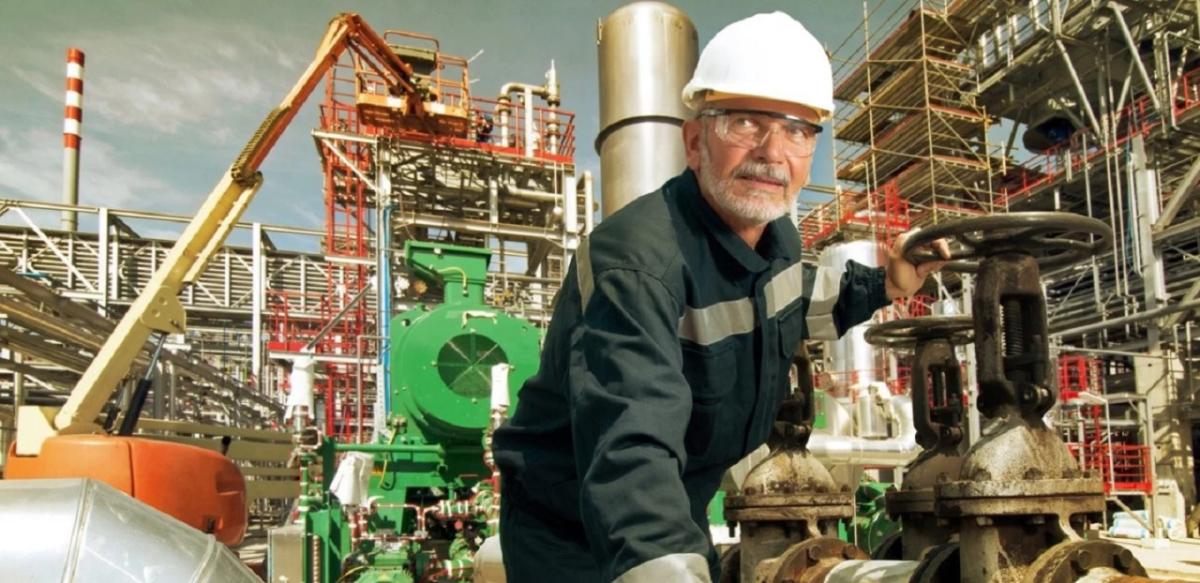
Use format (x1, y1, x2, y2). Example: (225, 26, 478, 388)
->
(1116, 549, 1134, 570)
(1027, 515, 1045, 525)
(1071, 550, 1092, 572)
(976, 516, 994, 526)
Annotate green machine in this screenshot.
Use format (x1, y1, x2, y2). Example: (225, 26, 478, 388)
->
(295, 241, 541, 583)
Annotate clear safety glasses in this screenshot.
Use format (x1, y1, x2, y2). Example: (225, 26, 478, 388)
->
(699, 108, 823, 157)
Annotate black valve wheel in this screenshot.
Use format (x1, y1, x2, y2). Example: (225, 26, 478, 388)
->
(864, 316, 974, 348)
(902, 212, 1113, 273)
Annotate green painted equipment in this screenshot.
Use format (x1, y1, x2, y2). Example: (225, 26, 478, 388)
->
(840, 478, 899, 556)
(298, 241, 540, 583)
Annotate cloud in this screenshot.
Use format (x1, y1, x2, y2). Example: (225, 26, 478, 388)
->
(8, 18, 302, 145)
(0, 126, 186, 216)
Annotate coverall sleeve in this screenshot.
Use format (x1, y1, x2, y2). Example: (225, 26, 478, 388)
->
(569, 267, 712, 583)
(803, 259, 890, 340)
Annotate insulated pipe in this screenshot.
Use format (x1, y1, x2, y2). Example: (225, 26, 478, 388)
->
(62, 48, 84, 233)
(806, 395, 919, 467)
(823, 560, 919, 583)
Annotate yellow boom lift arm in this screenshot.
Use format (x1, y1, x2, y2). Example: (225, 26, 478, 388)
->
(16, 13, 421, 455)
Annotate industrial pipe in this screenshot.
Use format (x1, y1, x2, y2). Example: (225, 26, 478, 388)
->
(581, 170, 595, 234)
(1051, 298, 1200, 338)
(334, 442, 444, 455)
(823, 560, 919, 583)
(807, 395, 919, 467)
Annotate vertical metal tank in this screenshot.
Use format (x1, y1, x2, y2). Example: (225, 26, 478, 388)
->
(596, 1, 697, 217)
(821, 240, 884, 393)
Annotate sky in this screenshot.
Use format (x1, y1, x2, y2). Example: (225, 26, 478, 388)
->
(0, 1, 889, 251)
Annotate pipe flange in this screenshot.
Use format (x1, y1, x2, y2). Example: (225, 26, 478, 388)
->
(885, 487, 938, 517)
(768, 537, 866, 583)
(724, 492, 854, 523)
(902, 212, 1113, 272)
(1022, 540, 1147, 583)
(935, 478, 1104, 518)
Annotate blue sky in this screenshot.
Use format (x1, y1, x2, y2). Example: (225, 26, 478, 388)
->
(0, 1, 880, 251)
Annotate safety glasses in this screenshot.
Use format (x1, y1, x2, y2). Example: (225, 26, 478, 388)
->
(699, 108, 823, 157)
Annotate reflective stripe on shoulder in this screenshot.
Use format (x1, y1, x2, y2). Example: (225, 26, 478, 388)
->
(613, 553, 712, 583)
(577, 237, 594, 311)
(805, 264, 842, 340)
(763, 260, 806, 318)
(678, 297, 754, 346)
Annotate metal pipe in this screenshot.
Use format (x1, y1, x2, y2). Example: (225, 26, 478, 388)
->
(582, 171, 595, 234)
(62, 48, 84, 233)
(302, 282, 372, 352)
(1052, 299, 1200, 338)
(0, 198, 324, 237)
(1155, 156, 1200, 231)
(1055, 39, 1105, 136)
(395, 215, 564, 242)
(824, 560, 919, 583)
(807, 395, 918, 466)
(806, 434, 920, 466)
(334, 442, 444, 455)
(1157, 215, 1200, 240)
(504, 184, 561, 203)
(1109, 3, 1164, 117)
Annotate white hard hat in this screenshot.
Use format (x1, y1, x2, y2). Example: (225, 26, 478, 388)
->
(682, 12, 835, 121)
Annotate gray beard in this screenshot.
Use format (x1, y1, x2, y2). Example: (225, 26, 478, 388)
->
(698, 140, 794, 227)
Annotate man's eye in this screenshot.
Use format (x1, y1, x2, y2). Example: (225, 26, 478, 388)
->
(729, 116, 760, 131)
(785, 123, 815, 139)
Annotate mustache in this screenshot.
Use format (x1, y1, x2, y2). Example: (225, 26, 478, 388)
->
(732, 162, 788, 186)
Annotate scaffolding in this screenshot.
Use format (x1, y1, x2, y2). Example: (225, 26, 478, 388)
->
(800, 0, 1002, 254)
(802, 0, 1200, 508)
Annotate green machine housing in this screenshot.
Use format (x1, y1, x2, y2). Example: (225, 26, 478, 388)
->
(301, 241, 540, 583)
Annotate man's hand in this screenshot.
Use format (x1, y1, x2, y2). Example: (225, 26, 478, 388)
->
(884, 229, 950, 299)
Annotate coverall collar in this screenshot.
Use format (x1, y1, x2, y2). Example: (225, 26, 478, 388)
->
(677, 168, 800, 273)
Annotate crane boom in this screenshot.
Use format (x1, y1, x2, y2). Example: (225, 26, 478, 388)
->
(16, 13, 421, 455)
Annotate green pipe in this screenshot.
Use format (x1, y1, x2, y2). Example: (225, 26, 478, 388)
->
(334, 442, 445, 455)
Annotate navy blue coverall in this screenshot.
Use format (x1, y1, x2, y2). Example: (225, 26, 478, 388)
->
(493, 169, 889, 582)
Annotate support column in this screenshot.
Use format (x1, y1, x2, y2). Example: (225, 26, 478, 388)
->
(98, 207, 109, 315)
(251, 222, 264, 389)
(1131, 135, 1167, 348)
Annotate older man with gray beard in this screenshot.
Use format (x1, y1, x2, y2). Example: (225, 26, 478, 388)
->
(493, 11, 948, 583)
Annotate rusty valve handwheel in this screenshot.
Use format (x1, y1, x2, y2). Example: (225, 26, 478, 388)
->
(902, 212, 1113, 273)
(864, 316, 975, 348)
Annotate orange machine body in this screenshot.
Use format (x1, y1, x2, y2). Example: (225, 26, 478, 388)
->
(5, 434, 247, 545)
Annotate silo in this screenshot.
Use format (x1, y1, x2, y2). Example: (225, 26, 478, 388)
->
(596, 2, 697, 217)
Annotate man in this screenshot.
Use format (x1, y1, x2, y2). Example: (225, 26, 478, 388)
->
(493, 12, 947, 583)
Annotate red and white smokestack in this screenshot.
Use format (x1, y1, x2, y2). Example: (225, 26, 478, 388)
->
(62, 48, 84, 232)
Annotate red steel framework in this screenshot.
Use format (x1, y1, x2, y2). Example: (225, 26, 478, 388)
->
(267, 28, 576, 441)
(1057, 354, 1153, 495)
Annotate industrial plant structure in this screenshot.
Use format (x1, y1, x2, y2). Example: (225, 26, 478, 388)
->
(0, 1, 1198, 582)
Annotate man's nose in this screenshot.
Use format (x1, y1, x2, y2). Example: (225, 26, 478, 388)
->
(752, 126, 788, 163)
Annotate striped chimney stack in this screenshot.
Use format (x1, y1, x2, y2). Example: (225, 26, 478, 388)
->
(63, 48, 84, 232)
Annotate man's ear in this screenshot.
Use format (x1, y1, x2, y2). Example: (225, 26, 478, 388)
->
(683, 118, 703, 171)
